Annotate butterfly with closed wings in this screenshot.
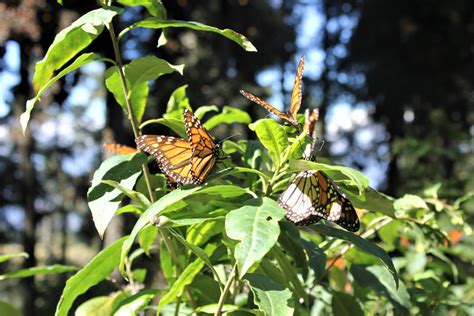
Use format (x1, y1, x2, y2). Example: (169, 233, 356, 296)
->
(277, 112, 360, 232)
(240, 55, 305, 128)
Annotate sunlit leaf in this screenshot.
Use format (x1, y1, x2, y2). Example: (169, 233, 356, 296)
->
(0, 252, 28, 263)
(204, 106, 252, 131)
(129, 19, 257, 52)
(87, 153, 146, 238)
(55, 237, 127, 316)
(21, 53, 109, 134)
(115, 0, 166, 18)
(249, 119, 288, 168)
(113, 289, 160, 316)
(33, 8, 120, 90)
(225, 197, 286, 277)
(165, 85, 190, 115)
(0, 265, 77, 280)
(139, 117, 187, 139)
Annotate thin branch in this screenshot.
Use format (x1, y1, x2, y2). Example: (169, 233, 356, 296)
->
(215, 263, 238, 316)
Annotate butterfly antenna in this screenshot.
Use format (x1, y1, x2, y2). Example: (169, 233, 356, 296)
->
(217, 132, 241, 144)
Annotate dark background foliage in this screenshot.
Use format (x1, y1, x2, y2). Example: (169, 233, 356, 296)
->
(0, 0, 473, 314)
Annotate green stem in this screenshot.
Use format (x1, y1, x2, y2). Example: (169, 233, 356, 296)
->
(107, 21, 156, 203)
(106, 14, 195, 311)
(215, 263, 237, 316)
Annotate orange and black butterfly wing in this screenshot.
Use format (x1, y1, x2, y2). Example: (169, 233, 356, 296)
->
(288, 55, 305, 121)
(135, 135, 196, 185)
(303, 108, 319, 137)
(239, 89, 289, 122)
(103, 143, 139, 155)
(278, 170, 322, 226)
(183, 109, 219, 184)
(312, 171, 360, 232)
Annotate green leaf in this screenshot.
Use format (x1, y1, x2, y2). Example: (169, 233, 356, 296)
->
(55, 237, 127, 316)
(33, 8, 120, 90)
(119, 187, 201, 276)
(105, 56, 184, 123)
(0, 252, 28, 263)
(0, 301, 21, 316)
(225, 197, 286, 277)
(101, 179, 150, 207)
(245, 273, 294, 316)
(75, 295, 117, 316)
(290, 159, 369, 195)
(249, 119, 288, 168)
(198, 184, 252, 198)
(87, 153, 146, 238)
(157, 244, 217, 313)
(165, 85, 190, 115)
(138, 224, 158, 255)
(351, 265, 411, 310)
(139, 117, 187, 139)
(115, 0, 166, 18)
(169, 231, 222, 286)
(130, 19, 257, 52)
(116, 204, 144, 215)
(310, 224, 399, 288)
(345, 188, 396, 217)
(195, 105, 219, 119)
(0, 265, 77, 280)
(187, 220, 223, 247)
(271, 247, 308, 304)
(21, 53, 109, 134)
(394, 194, 429, 212)
(331, 291, 364, 316)
(203, 106, 252, 131)
(113, 289, 160, 316)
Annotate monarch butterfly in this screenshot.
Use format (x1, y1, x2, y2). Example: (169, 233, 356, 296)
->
(278, 170, 360, 231)
(103, 143, 138, 155)
(240, 55, 305, 128)
(278, 128, 360, 231)
(303, 108, 319, 137)
(135, 135, 196, 185)
(183, 109, 220, 184)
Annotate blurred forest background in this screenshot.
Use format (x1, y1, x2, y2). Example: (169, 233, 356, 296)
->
(0, 0, 473, 314)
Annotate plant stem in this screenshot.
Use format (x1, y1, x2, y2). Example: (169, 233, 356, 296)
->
(215, 263, 238, 316)
(106, 16, 196, 310)
(107, 21, 156, 203)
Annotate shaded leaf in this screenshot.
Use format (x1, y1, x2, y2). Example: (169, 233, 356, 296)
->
(351, 265, 411, 310)
(311, 224, 398, 287)
(331, 291, 364, 316)
(245, 273, 294, 316)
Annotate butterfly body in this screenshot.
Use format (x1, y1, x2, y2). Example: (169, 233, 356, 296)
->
(240, 55, 305, 129)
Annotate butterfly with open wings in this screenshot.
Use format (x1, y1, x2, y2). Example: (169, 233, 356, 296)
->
(135, 109, 220, 186)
